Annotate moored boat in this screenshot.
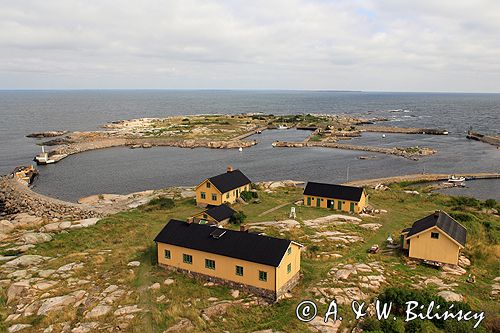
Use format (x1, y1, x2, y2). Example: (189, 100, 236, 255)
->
(448, 175, 466, 183)
(34, 146, 55, 165)
(13, 165, 39, 184)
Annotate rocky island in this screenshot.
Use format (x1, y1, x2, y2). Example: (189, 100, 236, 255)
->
(29, 113, 446, 163)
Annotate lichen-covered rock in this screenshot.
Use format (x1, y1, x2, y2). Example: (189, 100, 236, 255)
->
(19, 232, 53, 244)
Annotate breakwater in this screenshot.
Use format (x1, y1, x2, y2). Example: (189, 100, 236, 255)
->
(344, 173, 500, 187)
(272, 140, 436, 159)
(359, 125, 449, 135)
(0, 176, 103, 220)
(466, 131, 500, 147)
(46, 137, 257, 163)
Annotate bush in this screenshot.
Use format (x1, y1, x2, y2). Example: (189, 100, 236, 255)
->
(449, 211, 476, 223)
(449, 196, 480, 208)
(484, 199, 497, 208)
(229, 211, 246, 225)
(380, 318, 405, 333)
(240, 191, 258, 202)
(360, 317, 381, 331)
(376, 287, 488, 333)
(147, 196, 175, 209)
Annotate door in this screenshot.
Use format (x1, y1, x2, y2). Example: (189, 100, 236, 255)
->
(327, 200, 333, 208)
(307, 197, 311, 205)
(337, 201, 342, 210)
(350, 202, 355, 212)
(316, 198, 321, 207)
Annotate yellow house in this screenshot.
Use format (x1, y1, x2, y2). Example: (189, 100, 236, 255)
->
(401, 211, 466, 265)
(190, 204, 236, 225)
(154, 219, 302, 301)
(195, 167, 251, 206)
(303, 182, 367, 213)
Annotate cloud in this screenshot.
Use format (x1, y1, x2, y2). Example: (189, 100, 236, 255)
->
(0, 0, 498, 91)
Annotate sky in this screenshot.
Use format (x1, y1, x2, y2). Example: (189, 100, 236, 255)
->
(1, 0, 499, 92)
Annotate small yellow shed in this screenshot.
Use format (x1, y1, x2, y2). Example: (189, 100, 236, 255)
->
(401, 210, 466, 265)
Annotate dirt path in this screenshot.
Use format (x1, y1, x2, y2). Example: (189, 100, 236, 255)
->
(258, 201, 294, 217)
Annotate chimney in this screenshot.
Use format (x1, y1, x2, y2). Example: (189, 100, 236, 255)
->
(240, 225, 248, 232)
(227, 165, 234, 173)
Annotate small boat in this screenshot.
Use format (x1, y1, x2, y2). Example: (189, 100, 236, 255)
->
(238, 147, 243, 152)
(256, 130, 262, 134)
(277, 125, 288, 130)
(448, 175, 466, 183)
(34, 146, 55, 165)
(13, 165, 39, 184)
(382, 134, 386, 138)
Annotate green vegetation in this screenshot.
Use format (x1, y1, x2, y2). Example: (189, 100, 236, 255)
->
(240, 190, 258, 202)
(146, 196, 175, 210)
(369, 287, 488, 333)
(229, 211, 247, 225)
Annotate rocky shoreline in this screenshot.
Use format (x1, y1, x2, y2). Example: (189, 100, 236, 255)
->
(0, 177, 102, 220)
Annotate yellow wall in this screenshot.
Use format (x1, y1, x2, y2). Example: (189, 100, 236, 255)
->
(406, 226, 461, 265)
(303, 190, 367, 213)
(276, 243, 301, 290)
(195, 179, 250, 206)
(157, 242, 277, 291)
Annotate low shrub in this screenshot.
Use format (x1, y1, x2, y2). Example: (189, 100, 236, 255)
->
(147, 196, 175, 209)
(229, 211, 246, 225)
(484, 199, 497, 208)
(240, 191, 258, 202)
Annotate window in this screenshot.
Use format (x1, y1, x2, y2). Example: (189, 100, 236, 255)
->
(183, 254, 193, 264)
(212, 194, 217, 201)
(206, 182, 211, 188)
(287, 263, 292, 273)
(164, 249, 171, 259)
(431, 232, 439, 239)
(226, 193, 230, 199)
(287, 247, 291, 255)
(259, 271, 267, 281)
(201, 192, 206, 199)
(235, 265, 244, 276)
(205, 259, 215, 270)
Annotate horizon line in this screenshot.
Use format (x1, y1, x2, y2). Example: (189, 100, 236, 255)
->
(0, 88, 499, 94)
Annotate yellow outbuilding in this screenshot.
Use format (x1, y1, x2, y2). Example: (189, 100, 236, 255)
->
(155, 219, 302, 301)
(401, 210, 466, 265)
(195, 166, 251, 206)
(303, 181, 367, 213)
(190, 204, 236, 225)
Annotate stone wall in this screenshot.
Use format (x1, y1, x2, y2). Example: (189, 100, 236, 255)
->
(276, 271, 301, 300)
(159, 263, 279, 301)
(0, 176, 103, 220)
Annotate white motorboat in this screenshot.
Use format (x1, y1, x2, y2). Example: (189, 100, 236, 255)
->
(277, 124, 288, 130)
(34, 146, 55, 165)
(448, 175, 466, 183)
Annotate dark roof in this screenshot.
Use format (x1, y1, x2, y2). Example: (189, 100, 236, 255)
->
(205, 204, 236, 222)
(154, 219, 291, 266)
(207, 169, 251, 193)
(406, 211, 466, 246)
(303, 182, 364, 201)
